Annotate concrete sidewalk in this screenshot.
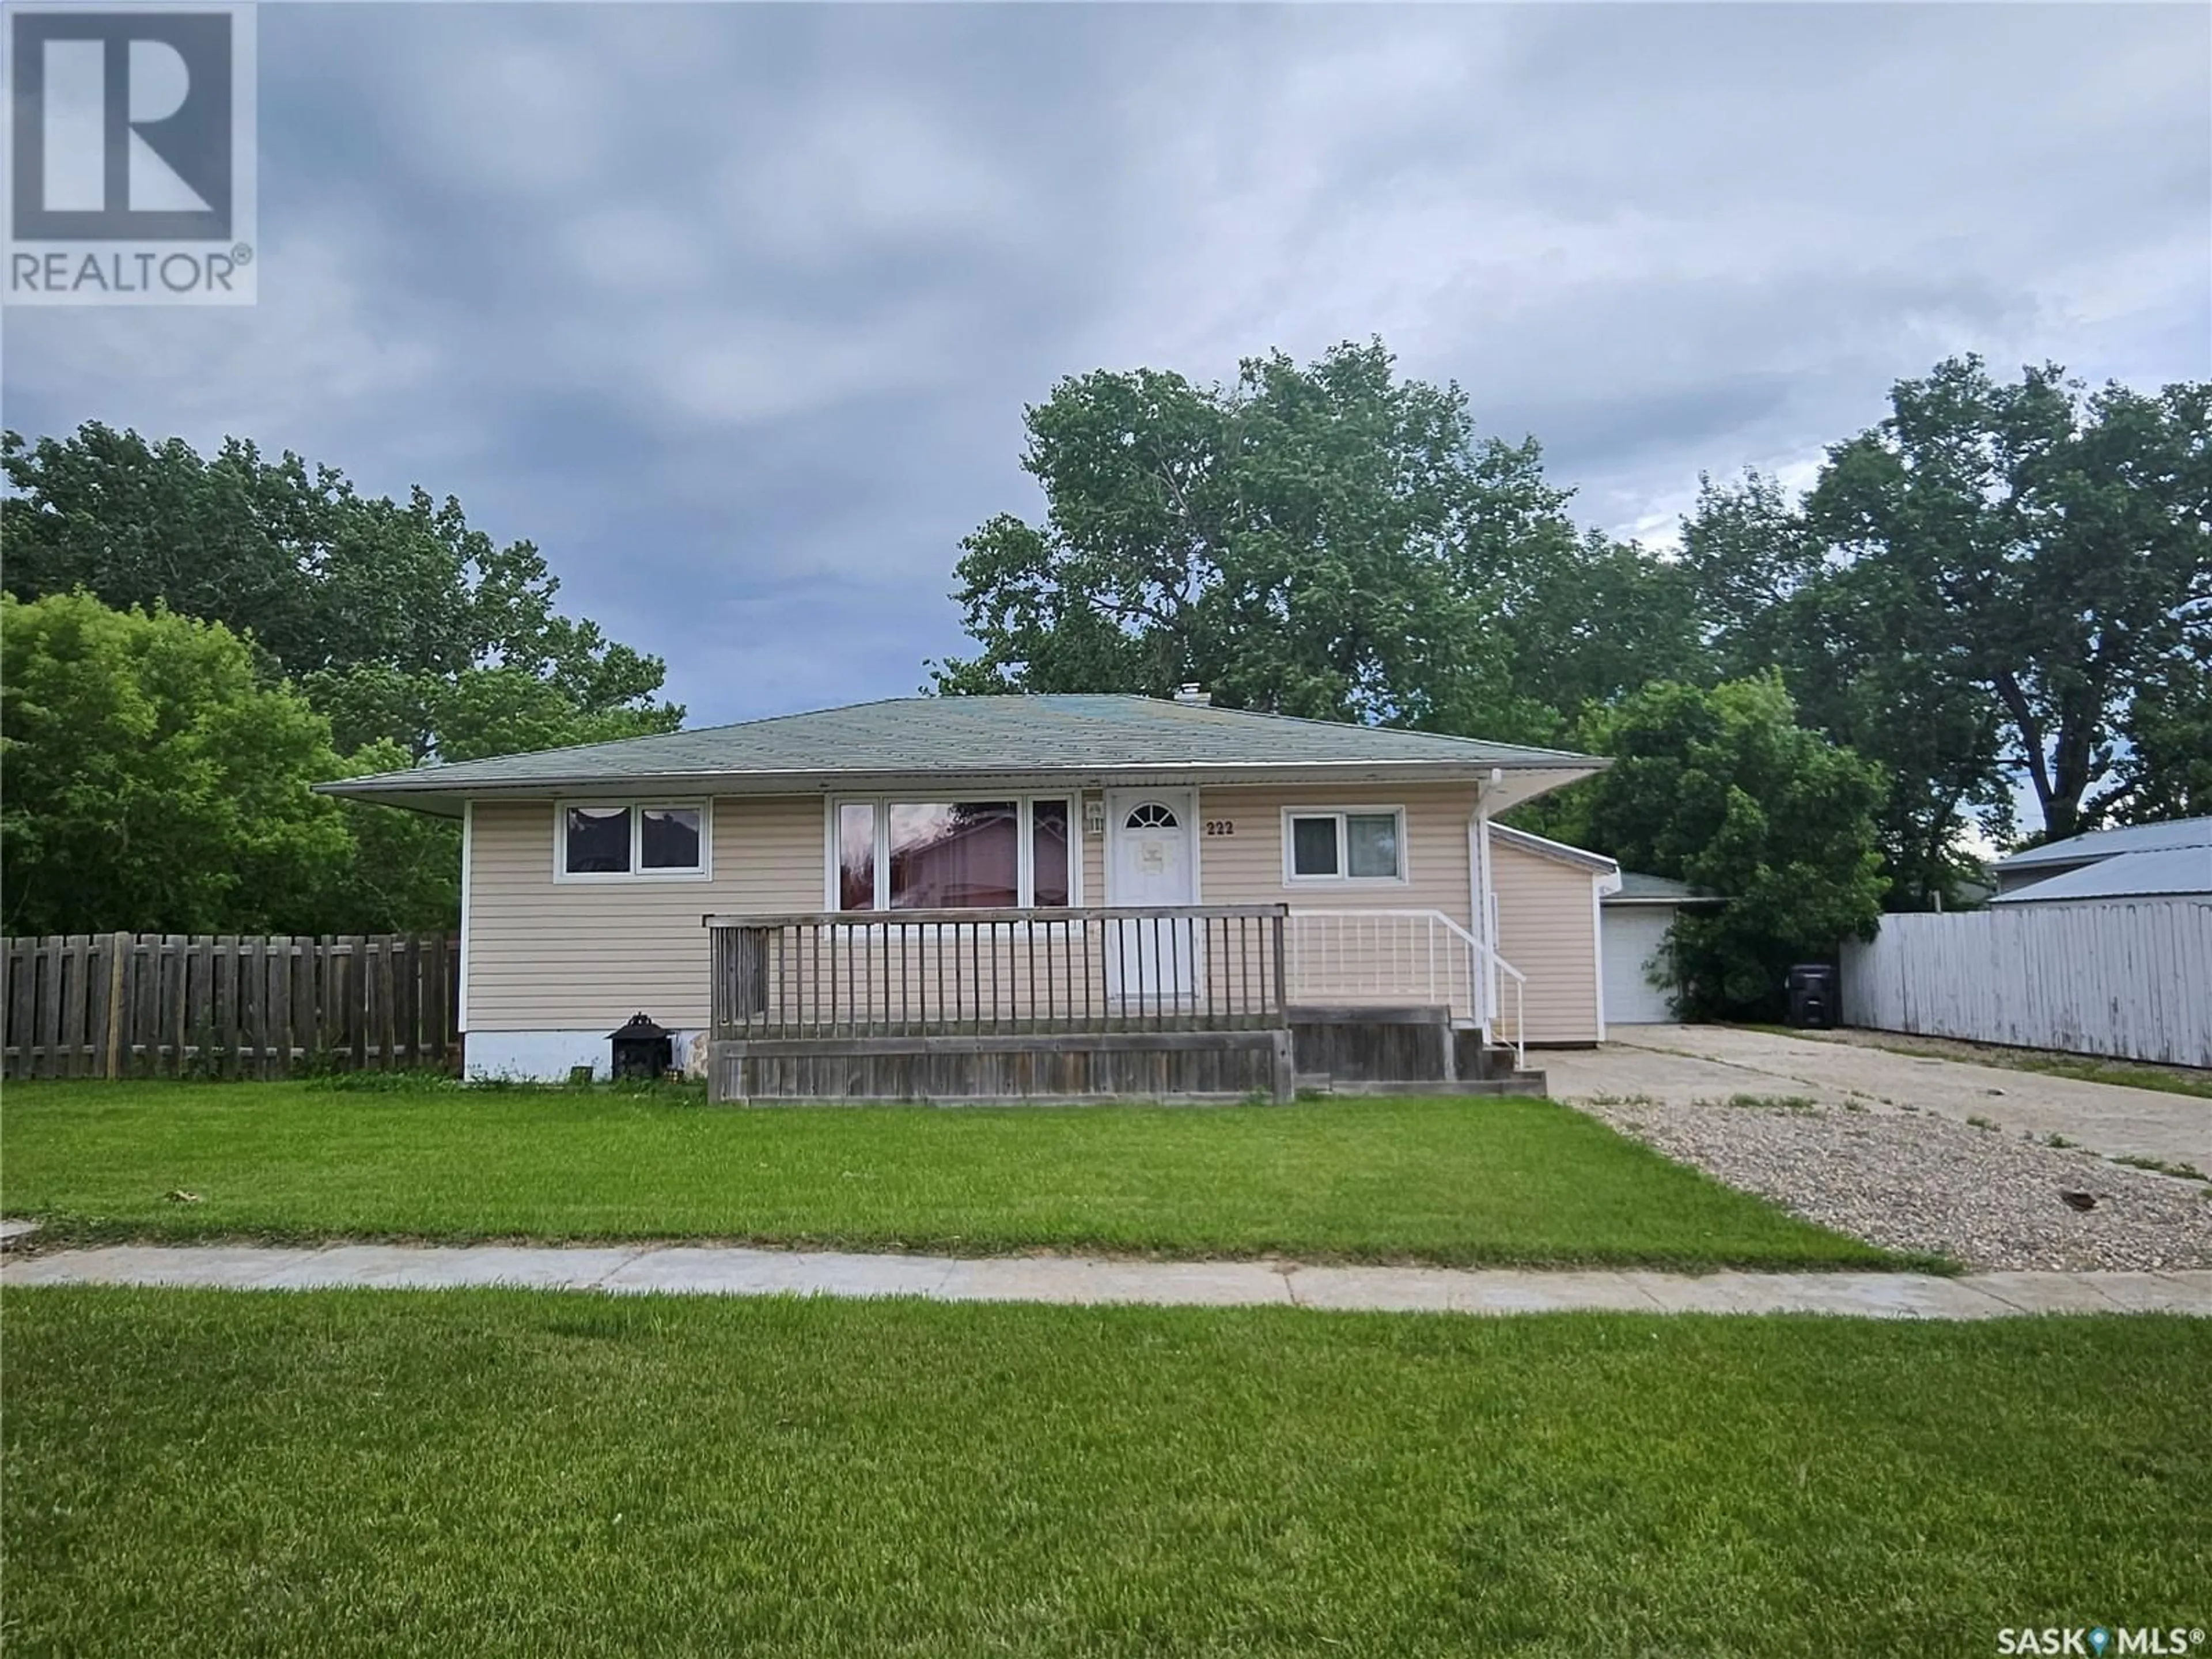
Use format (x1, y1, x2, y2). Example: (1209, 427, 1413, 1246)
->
(5, 1241, 2208, 1318)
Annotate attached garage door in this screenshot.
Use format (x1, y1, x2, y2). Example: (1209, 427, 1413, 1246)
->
(1601, 905, 1677, 1025)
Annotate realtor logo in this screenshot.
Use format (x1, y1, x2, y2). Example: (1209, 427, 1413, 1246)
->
(5, 3, 256, 304)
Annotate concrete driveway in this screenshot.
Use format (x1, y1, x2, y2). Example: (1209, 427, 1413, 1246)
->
(1544, 1025, 2210, 1171)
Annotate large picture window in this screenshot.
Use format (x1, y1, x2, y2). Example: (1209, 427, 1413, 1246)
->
(833, 797, 1075, 911)
(557, 802, 709, 880)
(1283, 808, 1406, 884)
(891, 801, 1018, 908)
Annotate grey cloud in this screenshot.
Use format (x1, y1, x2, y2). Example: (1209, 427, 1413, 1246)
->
(5, 2, 2204, 720)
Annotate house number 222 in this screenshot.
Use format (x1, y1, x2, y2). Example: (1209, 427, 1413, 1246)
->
(1203, 820, 1235, 836)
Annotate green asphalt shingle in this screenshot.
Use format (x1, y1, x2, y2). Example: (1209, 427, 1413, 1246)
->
(319, 695, 1604, 805)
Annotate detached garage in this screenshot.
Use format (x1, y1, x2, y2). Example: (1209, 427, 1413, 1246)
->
(1600, 873, 1724, 1025)
(1486, 825, 1620, 1045)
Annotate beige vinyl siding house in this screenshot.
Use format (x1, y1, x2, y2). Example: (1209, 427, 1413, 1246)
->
(324, 694, 1618, 1093)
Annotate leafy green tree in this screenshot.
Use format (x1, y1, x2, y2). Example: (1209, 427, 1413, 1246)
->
(1681, 470, 2010, 910)
(0, 591, 692, 937)
(1, 592, 353, 935)
(1679, 361, 2208, 892)
(1805, 358, 2211, 844)
(304, 663, 685, 767)
(1559, 676, 1889, 1020)
(937, 339, 1711, 746)
(2, 425, 687, 934)
(1483, 524, 1710, 741)
(1, 423, 682, 760)
(317, 740, 466, 935)
(2116, 639, 2212, 821)
(934, 341, 1567, 733)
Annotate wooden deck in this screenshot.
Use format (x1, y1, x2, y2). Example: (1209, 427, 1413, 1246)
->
(705, 906, 1294, 1102)
(702, 907, 1536, 1103)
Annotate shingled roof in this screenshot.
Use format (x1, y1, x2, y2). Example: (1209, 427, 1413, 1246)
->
(318, 694, 1607, 817)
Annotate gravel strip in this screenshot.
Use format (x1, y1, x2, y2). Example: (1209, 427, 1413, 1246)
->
(1576, 1094, 2212, 1272)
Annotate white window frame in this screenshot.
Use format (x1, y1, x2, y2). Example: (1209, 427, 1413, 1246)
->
(1281, 805, 1411, 887)
(553, 799, 713, 884)
(825, 794, 1081, 911)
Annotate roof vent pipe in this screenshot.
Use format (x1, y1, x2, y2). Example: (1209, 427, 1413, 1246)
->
(1173, 684, 1212, 706)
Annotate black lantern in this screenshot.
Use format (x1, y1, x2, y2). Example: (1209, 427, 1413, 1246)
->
(608, 1012, 673, 1081)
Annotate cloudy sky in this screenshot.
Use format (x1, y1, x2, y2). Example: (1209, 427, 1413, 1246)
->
(4, 2, 2206, 725)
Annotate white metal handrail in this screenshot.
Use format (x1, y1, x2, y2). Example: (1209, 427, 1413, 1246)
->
(1435, 910, 1528, 1073)
(1283, 908, 1528, 1071)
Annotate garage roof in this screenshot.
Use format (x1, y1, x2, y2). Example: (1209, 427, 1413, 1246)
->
(1604, 872, 1726, 906)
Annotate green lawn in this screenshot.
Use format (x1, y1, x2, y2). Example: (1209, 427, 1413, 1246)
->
(0, 1080, 1907, 1270)
(5, 1288, 2206, 1657)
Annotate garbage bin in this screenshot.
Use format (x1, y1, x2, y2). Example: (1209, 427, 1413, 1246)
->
(1785, 965, 1839, 1030)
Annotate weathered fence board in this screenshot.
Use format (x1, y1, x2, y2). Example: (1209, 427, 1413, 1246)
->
(0, 933, 461, 1080)
(1840, 902, 2212, 1067)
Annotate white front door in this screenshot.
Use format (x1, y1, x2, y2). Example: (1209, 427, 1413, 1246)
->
(1104, 789, 1197, 1002)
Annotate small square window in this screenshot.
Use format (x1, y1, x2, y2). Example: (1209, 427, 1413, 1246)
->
(1287, 809, 1404, 882)
(565, 806, 631, 874)
(560, 802, 709, 880)
(1290, 816, 1340, 877)
(641, 806, 702, 870)
(1346, 813, 1400, 878)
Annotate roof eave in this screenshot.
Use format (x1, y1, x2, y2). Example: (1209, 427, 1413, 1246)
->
(317, 755, 1609, 815)
(1486, 821, 1622, 874)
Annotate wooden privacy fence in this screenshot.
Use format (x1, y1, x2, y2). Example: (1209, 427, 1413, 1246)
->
(1, 933, 461, 1080)
(1840, 901, 2212, 1068)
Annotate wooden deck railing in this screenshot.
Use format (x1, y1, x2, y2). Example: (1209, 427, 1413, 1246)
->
(705, 907, 1289, 1040)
